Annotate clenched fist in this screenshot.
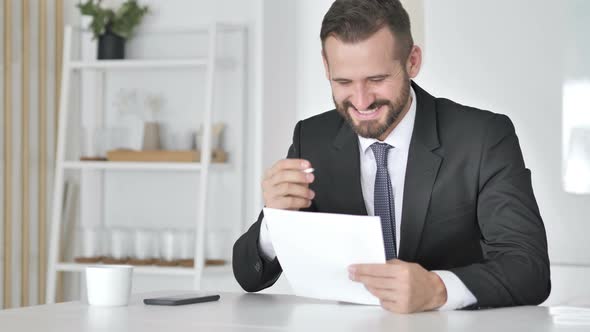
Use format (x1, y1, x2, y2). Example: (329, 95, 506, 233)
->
(262, 159, 315, 210)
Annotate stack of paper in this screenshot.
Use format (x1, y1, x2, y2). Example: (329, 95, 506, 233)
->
(550, 306, 590, 325)
(263, 208, 386, 305)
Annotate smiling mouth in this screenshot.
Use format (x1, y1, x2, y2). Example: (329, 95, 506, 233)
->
(352, 105, 384, 120)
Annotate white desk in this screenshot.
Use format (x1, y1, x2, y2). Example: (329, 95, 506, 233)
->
(0, 291, 585, 331)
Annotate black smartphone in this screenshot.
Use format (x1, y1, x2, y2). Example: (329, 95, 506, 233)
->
(143, 294, 220, 306)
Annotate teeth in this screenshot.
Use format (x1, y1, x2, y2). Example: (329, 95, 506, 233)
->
(358, 109, 377, 114)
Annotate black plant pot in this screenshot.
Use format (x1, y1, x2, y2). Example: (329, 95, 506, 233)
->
(98, 30, 126, 60)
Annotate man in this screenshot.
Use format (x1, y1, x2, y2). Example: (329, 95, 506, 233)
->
(233, 0, 550, 313)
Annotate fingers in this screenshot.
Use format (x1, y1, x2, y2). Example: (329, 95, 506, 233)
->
(269, 196, 313, 210)
(262, 159, 315, 210)
(265, 159, 311, 179)
(366, 287, 396, 302)
(348, 264, 395, 278)
(275, 182, 315, 199)
(380, 300, 413, 314)
(380, 300, 397, 313)
(354, 275, 394, 290)
(351, 261, 434, 314)
(267, 170, 314, 186)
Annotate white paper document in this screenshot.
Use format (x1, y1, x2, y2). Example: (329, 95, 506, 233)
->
(263, 208, 386, 305)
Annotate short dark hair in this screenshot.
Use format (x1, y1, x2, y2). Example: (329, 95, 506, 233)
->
(320, 0, 414, 61)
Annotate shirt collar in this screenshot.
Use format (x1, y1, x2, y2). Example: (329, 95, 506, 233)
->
(357, 86, 417, 153)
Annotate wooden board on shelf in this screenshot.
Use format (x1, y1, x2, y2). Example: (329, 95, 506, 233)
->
(107, 149, 199, 162)
(105, 149, 229, 163)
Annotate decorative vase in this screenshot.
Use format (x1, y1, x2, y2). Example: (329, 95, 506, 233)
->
(98, 28, 125, 60)
(142, 122, 161, 150)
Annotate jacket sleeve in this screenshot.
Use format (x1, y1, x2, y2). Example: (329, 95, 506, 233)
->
(450, 114, 551, 308)
(232, 120, 305, 292)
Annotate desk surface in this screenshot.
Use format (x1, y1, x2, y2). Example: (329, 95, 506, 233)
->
(0, 291, 585, 331)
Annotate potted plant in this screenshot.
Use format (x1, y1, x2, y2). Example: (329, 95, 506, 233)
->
(77, 0, 149, 60)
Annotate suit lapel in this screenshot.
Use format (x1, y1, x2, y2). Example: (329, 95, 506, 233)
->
(398, 82, 442, 261)
(330, 119, 368, 216)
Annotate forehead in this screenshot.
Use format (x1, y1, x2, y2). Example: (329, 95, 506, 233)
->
(323, 27, 398, 76)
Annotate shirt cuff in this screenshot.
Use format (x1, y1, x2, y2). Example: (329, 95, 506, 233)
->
(258, 217, 277, 261)
(432, 270, 477, 310)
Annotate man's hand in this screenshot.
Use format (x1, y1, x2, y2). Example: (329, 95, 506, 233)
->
(262, 159, 315, 210)
(349, 259, 447, 313)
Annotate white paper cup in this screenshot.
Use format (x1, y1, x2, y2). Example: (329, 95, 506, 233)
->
(85, 265, 133, 306)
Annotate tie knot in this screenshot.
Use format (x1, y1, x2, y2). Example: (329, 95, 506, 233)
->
(370, 142, 392, 167)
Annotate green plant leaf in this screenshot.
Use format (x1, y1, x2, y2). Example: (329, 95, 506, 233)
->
(77, 0, 149, 40)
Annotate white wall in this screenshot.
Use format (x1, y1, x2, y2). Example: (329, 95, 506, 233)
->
(418, 0, 590, 305)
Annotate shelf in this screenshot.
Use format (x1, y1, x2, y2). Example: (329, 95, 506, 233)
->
(56, 263, 196, 276)
(46, 23, 247, 303)
(70, 59, 208, 70)
(72, 23, 246, 34)
(55, 262, 231, 276)
(70, 58, 237, 70)
(62, 161, 230, 171)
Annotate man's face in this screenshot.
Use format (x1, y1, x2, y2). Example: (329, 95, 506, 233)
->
(323, 27, 413, 140)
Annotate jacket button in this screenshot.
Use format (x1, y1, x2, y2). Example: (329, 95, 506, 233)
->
(254, 261, 262, 272)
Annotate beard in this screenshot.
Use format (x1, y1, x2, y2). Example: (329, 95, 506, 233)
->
(334, 73, 411, 139)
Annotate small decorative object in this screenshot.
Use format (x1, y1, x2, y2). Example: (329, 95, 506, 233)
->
(144, 93, 165, 121)
(103, 228, 131, 264)
(74, 227, 104, 263)
(77, 0, 149, 59)
(129, 229, 157, 265)
(113, 89, 139, 116)
(141, 93, 165, 150)
(177, 230, 195, 267)
(156, 229, 180, 266)
(142, 122, 160, 150)
(195, 123, 229, 163)
(112, 89, 167, 151)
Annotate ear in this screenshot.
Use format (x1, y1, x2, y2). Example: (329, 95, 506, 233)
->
(322, 49, 331, 81)
(405, 45, 422, 79)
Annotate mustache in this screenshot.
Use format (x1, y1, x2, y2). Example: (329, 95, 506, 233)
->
(341, 99, 392, 112)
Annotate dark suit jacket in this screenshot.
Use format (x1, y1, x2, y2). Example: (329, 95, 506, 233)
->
(232, 82, 551, 309)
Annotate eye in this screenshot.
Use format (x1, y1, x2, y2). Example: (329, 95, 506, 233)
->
(369, 77, 385, 83)
(334, 80, 352, 86)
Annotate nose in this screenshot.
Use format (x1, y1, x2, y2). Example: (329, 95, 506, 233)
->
(350, 83, 375, 112)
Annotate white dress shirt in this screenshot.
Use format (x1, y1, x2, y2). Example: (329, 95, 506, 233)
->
(258, 87, 477, 310)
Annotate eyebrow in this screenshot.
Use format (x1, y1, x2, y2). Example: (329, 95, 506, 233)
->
(331, 74, 391, 82)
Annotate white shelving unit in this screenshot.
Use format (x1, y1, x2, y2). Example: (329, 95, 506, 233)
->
(46, 24, 246, 303)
